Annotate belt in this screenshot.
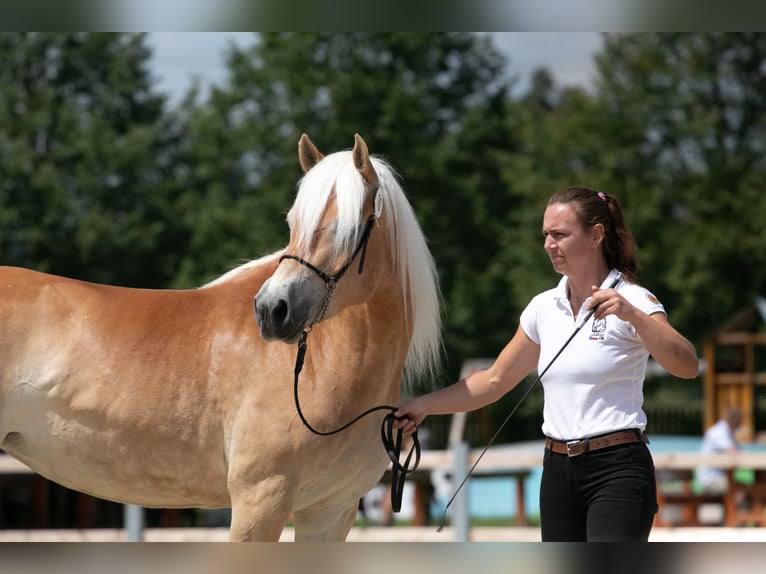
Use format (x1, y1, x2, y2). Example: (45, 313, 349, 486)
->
(545, 429, 648, 457)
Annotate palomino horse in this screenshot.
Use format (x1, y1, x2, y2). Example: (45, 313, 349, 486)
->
(0, 134, 441, 541)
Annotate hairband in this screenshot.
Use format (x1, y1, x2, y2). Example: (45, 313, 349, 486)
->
(598, 192, 607, 202)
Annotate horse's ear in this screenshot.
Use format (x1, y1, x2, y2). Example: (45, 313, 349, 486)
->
(352, 134, 379, 188)
(298, 134, 324, 173)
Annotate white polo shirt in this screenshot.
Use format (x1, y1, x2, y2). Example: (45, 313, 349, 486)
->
(519, 269, 665, 441)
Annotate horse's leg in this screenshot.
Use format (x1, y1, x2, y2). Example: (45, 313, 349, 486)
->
(228, 477, 293, 542)
(292, 502, 358, 542)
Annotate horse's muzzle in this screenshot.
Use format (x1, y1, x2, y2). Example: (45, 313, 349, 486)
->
(255, 295, 297, 343)
(254, 279, 313, 343)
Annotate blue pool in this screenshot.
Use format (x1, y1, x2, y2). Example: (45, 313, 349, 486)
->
(361, 435, 765, 522)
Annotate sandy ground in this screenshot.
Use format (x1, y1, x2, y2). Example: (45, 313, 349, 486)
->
(1, 525, 765, 542)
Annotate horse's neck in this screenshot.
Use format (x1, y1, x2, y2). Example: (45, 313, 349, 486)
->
(318, 279, 409, 403)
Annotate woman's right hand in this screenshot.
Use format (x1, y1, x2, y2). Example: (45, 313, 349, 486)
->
(392, 397, 428, 436)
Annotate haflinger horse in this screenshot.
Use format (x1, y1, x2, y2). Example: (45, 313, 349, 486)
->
(0, 134, 442, 541)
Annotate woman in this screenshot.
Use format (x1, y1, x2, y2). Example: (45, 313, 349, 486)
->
(393, 186, 698, 541)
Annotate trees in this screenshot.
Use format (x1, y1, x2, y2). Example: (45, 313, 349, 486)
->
(177, 33, 520, 373)
(490, 34, 766, 350)
(591, 33, 766, 338)
(0, 33, 185, 286)
(2, 31, 762, 390)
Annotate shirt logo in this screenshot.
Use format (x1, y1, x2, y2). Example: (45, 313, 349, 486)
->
(589, 317, 607, 341)
(645, 292, 660, 305)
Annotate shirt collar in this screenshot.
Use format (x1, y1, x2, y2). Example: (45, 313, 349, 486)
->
(553, 269, 621, 301)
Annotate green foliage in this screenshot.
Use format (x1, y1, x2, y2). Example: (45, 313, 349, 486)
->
(590, 33, 766, 341)
(2, 32, 764, 418)
(0, 32, 186, 287)
(176, 33, 519, 373)
(488, 33, 766, 356)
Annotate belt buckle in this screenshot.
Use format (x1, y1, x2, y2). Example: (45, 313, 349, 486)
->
(566, 439, 584, 457)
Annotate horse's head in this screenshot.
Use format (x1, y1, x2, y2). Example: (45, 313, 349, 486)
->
(254, 134, 385, 343)
(254, 133, 441, 387)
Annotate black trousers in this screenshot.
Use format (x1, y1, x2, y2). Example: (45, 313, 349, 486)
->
(539, 441, 658, 541)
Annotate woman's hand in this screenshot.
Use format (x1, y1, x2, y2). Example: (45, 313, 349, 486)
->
(587, 285, 634, 322)
(392, 397, 428, 436)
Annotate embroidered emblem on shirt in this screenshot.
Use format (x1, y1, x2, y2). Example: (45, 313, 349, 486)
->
(589, 317, 607, 340)
(645, 292, 660, 304)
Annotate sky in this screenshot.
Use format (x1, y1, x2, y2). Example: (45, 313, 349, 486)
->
(145, 32, 604, 105)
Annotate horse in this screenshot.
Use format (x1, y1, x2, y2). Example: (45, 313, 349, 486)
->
(0, 133, 442, 541)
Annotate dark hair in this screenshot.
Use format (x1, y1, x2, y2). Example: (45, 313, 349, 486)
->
(547, 186, 638, 283)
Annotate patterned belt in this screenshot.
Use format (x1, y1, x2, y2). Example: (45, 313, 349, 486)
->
(545, 429, 648, 457)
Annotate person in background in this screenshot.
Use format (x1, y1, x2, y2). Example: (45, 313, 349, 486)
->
(697, 407, 743, 494)
(393, 186, 699, 542)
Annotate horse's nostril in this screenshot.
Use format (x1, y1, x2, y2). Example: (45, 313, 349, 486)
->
(273, 299, 289, 325)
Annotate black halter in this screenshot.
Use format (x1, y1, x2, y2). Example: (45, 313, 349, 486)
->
(277, 204, 420, 514)
(279, 213, 375, 330)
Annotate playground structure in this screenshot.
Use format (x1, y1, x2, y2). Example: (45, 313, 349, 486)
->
(703, 297, 766, 443)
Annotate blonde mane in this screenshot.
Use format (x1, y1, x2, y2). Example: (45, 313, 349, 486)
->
(290, 150, 442, 387)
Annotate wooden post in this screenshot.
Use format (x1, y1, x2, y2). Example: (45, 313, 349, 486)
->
(703, 336, 717, 431)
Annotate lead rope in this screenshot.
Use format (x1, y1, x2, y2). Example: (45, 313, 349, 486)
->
(281, 201, 419, 513)
(292, 329, 420, 512)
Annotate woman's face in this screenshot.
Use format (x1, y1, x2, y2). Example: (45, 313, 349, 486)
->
(542, 202, 601, 276)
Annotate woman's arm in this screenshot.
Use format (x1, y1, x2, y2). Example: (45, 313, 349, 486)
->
(625, 311, 699, 378)
(393, 325, 540, 434)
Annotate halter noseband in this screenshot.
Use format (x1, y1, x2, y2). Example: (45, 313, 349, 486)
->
(279, 212, 376, 330)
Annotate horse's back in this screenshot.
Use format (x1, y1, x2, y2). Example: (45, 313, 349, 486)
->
(0, 265, 269, 508)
